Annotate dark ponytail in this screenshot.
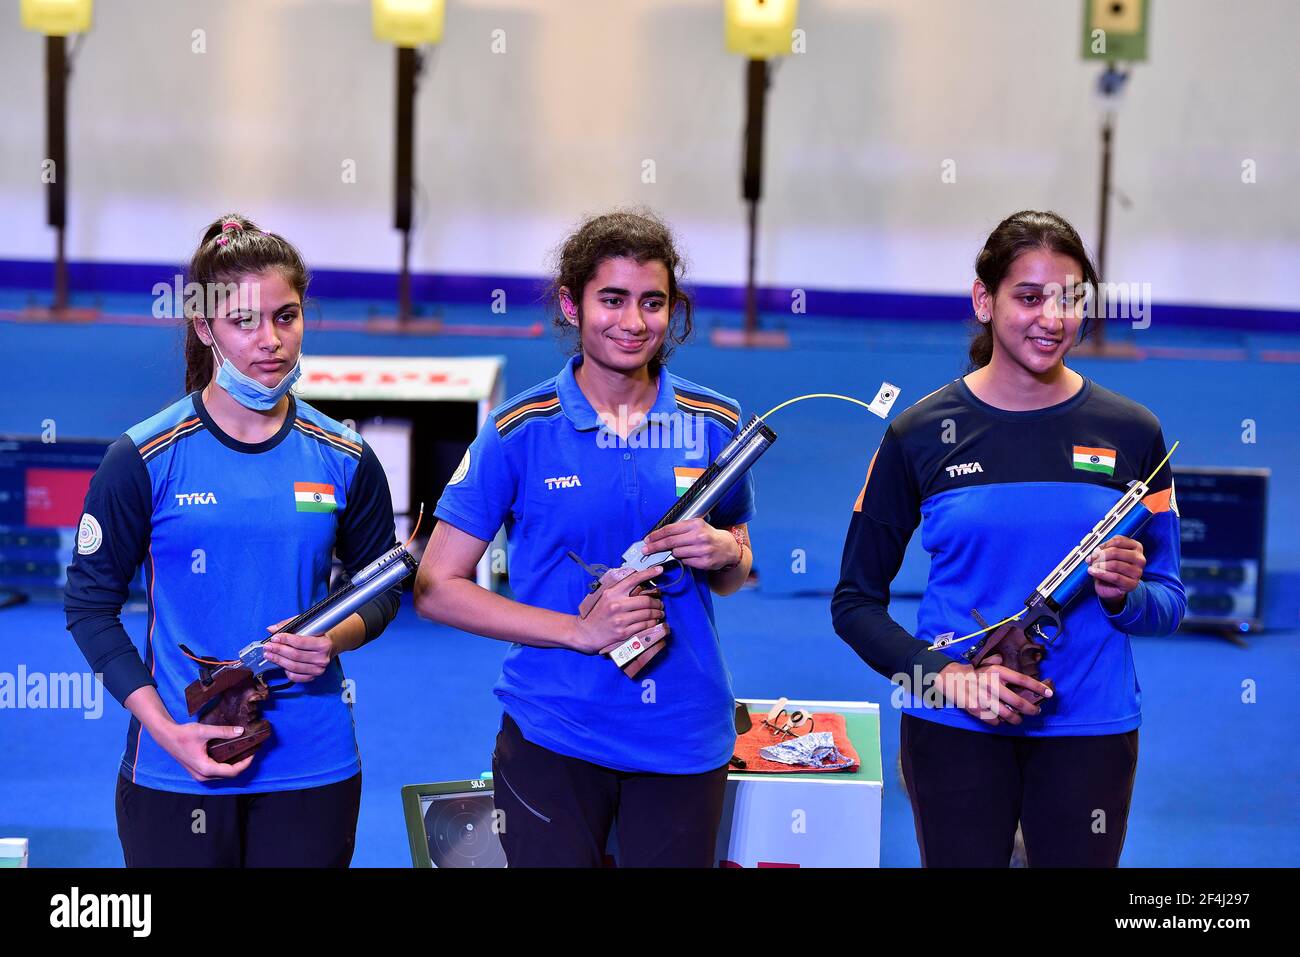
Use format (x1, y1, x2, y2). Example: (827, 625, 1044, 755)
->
(182, 213, 311, 395)
(968, 210, 1099, 370)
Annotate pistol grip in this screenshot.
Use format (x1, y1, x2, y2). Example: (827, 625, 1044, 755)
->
(578, 568, 670, 678)
(205, 723, 272, 764)
(578, 567, 634, 618)
(192, 668, 274, 765)
(609, 621, 670, 677)
(970, 622, 1057, 706)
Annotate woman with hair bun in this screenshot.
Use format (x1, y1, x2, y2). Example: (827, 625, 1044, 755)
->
(833, 210, 1186, 867)
(65, 214, 401, 867)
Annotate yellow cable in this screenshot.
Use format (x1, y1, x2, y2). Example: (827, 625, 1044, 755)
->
(929, 609, 1027, 650)
(934, 441, 1180, 651)
(759, 395, 1180, 653)
(1143, 440, 1180, 487)
(760, 393, 876, 420)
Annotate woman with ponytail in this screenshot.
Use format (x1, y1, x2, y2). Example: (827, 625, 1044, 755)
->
(65, 215, 401, 867)
(833, 210, 1186, 867)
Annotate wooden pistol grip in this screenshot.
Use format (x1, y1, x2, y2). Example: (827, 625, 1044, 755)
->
(970, 623, 1056, 705)
(578, 567, 639, 618)
(617, 622, 670, 678)
(206, 723, 271, 764)
(195, 669, 274, 764)
(580, 568, 670, 678)
(185, 665, 254, 716)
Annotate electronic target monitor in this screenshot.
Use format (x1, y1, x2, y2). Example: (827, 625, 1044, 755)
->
(401, 777, 508, 868)
(1173, 466, 1269, 634)
(0, 435, 144, 601)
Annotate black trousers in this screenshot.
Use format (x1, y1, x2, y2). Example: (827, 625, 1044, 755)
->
(115, 772, 362, 867)
(900, 713, 1139, 867)
(491, 713, 729, 867)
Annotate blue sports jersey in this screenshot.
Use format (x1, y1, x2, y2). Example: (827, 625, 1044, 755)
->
(833, 376, 1185, 736)
(65, 391, 400, 794)
(434, 355, 756, 774)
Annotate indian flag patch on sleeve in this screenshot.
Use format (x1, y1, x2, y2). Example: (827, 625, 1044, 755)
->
(674, 466, 705, 498)
(294, 481, 337, 512)
(1072, 446, 1116, 476)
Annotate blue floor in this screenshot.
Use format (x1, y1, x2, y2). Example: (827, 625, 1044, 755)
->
(3, 596, 1297, 867)
(1, 300, 1298, 866)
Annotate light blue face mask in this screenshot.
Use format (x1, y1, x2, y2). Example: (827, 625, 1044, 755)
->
(203, 320, 302, 411)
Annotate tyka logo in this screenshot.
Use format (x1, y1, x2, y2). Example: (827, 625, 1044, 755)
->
(175, 492, 219, 506)
(544, 475, 582, 490)
(945, 462, 984, 478)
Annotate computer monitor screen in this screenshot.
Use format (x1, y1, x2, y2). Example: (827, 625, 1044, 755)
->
(402, 779, 507, 868)
(1173, 467, 1269, 631)
(0, 436, 130, 599)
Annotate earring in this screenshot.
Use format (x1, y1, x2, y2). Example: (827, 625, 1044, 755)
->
(980, 315, 990, 324)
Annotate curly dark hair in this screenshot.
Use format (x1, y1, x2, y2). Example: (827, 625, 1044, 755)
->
(181, 213, 311, 394)
(547, 208, 694, 373)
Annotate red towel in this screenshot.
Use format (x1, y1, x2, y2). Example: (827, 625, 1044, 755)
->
(732, 711, 860, 774)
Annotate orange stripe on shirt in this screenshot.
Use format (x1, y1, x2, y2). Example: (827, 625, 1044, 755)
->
(139, 418, 200, 454)
(677, 396, 738, 420)
(1073, 445, 1116, 457)
(296, 420, 361, 451)
(853, 450, 880, 512)
(133, 544, 158, 782)
(497, 397, 560, 429)
(1142, 487, 1173, 513)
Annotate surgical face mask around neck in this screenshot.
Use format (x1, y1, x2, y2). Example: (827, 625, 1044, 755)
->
(202, 319, 302, 411)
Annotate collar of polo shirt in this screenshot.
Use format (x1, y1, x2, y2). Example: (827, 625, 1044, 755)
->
(557, 355, 680, 433)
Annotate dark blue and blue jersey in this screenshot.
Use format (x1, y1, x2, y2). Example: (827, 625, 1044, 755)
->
(65, 391, 400, 794)
(833, 376, 1185, 736)
(434, 355, 755, 774)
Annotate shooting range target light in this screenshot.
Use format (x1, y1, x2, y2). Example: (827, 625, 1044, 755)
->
(20, 0, 92, 35)
(372, 0, 445, 48)
(725, 0, 799, 59)
(1081, 0, 1149, 62)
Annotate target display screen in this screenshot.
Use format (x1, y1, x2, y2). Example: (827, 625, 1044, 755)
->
(1173, 467, 1269, 630)
(0, 436, 141, 597)
(417, 789, 507, 868)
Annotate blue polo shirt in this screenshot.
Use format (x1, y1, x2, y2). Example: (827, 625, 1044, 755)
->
(435, 355, 756, 774)
(64, 392, 401, 794)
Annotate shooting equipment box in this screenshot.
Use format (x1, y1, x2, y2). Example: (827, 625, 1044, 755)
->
(720, 700, 882, 867)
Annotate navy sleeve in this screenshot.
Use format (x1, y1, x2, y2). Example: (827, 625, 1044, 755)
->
(63, 435, 156, 706)
(1103, 426, 1187, 636)
(336, 442, 401, 645)
(831, 425, 955, 682)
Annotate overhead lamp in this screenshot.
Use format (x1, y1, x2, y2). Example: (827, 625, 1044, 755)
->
(373, 0, 445, 48)
(725, 0, 797, 59)
(720, 0, 799, 348)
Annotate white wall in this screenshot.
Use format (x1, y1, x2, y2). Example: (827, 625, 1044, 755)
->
(2, 0, 1297, 309)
